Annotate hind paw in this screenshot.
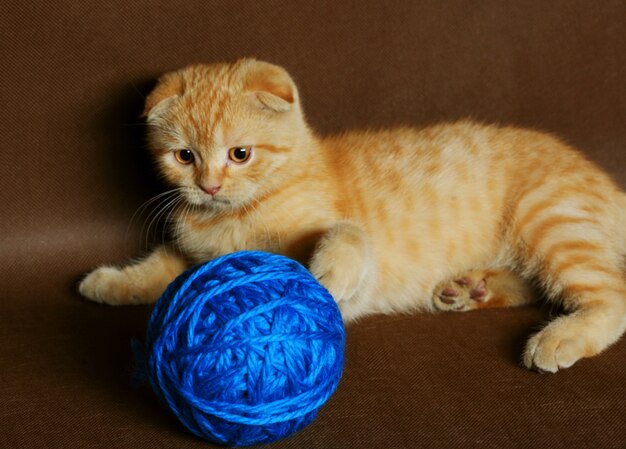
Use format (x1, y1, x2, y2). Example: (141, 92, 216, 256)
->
(433, 272, 490, 311)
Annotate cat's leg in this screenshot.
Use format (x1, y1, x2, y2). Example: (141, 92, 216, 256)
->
(522, 246, 626, 372)
(433, 269, 536, 311)
(309, 221, 373, 309)
(79, 246, 188, 305)
(513, 194, 626, 372)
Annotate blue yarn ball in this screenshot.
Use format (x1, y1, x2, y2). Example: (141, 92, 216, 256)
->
(144, 251, 345, 447)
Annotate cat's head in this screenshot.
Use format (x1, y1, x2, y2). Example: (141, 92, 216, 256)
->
(144, 59, 312, 211)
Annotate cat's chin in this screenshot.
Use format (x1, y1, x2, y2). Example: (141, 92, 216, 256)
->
(187, 196, 241, 213)
(208, 198, 234, 210)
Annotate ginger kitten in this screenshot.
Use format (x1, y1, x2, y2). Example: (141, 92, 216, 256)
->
(80, 58, 626, 373)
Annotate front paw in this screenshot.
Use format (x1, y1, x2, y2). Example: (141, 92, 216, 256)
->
(309, 224, 369, 303)
(79, 266, 142, 305)
(310, 253, 366, 303)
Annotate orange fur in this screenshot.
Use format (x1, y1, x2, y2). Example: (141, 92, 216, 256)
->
(81, 59, 626, 373)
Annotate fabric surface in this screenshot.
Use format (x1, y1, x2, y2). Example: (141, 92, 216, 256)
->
(1, 1, 625, 448)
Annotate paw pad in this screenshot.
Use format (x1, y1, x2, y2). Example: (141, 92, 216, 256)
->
(434, 275, 490, 311)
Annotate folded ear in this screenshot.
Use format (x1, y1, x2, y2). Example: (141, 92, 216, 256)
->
(243, 61, 297, 113)
(142, 71, 185, 118)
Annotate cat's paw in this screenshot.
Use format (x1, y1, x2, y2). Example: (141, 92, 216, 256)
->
(79, 266, 143, 305)
(310, 249, 366, 303)
(432, 272, 489, 311)
(309, 223, 370, 303)
(523, 317, 591, 373)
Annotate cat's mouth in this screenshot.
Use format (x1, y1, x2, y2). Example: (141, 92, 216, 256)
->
(186, 185, 249, 212)
(196, 193, 234, 210)
(182, 188, 230, 209)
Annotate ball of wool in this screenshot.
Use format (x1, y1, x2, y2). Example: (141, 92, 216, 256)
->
(144, 251, 345, 447)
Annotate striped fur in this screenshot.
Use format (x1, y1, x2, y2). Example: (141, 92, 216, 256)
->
(80, 59, 626, 372)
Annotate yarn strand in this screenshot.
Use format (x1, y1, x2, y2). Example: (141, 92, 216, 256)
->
(143, 251, 345, 446)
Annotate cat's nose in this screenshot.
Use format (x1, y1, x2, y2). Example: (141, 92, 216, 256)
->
(201, 184, 221, 196)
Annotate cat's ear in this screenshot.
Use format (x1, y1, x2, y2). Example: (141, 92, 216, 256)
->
(243, 61, 297, 113)
(142, 72, 185, 119)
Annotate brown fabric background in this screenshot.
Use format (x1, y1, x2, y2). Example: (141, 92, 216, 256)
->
(1, 1, 625, 448)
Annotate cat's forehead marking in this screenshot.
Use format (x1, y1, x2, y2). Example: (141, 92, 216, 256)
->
(184, 64, 243, 148)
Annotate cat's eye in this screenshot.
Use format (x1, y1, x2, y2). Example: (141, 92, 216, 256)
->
(174, 149, 195, 165)
(229, 146, 252, 163)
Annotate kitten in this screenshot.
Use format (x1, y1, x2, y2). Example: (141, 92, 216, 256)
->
(80, 58, 626, 373)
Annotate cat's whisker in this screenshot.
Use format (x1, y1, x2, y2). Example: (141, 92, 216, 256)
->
(131, 187, 182, 223)
(136, 193, 181, 248)
(160, 199, 177, 247)
(162, 196, 187, 247)
(172, 204, 184, 254)
(141, 192, 184, 250)
(127, 188, 183, 241)
(175, 202, 193, 256)
(150, 195, 183, 242)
